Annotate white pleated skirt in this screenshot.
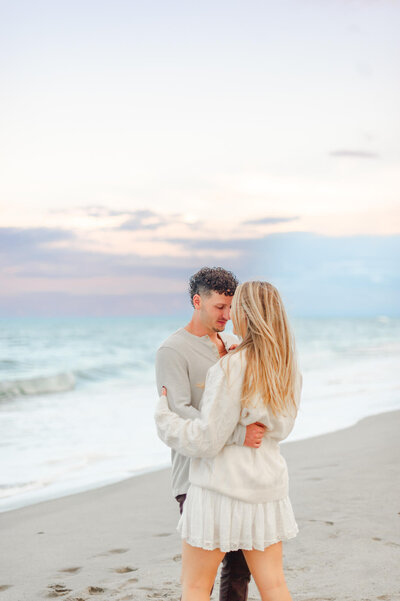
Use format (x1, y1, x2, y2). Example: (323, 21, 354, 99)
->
(177, 484, 299, 553)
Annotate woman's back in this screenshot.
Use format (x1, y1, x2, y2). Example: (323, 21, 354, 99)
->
(188, 350, 302, 503)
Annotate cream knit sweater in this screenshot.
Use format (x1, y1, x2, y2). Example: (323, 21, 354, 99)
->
(155, 350, 302, 504)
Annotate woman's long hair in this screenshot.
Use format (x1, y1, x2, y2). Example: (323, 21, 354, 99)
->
(229, 281, 299, 417)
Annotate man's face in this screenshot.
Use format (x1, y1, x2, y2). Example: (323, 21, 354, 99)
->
(197, 291, 233, 333)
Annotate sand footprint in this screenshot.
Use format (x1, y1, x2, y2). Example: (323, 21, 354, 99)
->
(384, 541, 400, 547)
(93, 548, 129, 558)
(47, 583, 72, 597)
(138, 587, 154, 591)
(112, 567, 138, 574)
(302, 598, 335, 601)
(146, 589, 177, 599)
(58, 567, 82, 574)
(285, 565, 310, 572)
(87, 585, 105, 595)
(153, 532, 173, 537)
(307, 519, 334, 526)
(116, 577, 140, 592)
(119, 578, 139, 589)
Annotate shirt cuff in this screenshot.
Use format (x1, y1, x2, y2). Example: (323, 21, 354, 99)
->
(234, 423, 246, 446)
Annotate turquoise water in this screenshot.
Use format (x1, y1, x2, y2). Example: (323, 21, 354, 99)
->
(0, 316, 399, 512)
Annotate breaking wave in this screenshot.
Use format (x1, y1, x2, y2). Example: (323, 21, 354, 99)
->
(0, 372, 76, 401)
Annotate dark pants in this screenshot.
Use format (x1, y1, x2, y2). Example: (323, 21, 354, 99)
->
(176, 494, 251, 601)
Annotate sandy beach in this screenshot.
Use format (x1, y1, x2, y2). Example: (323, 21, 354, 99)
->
(1, 409, 399, 601)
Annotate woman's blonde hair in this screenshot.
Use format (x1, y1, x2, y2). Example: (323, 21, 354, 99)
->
(229, 281, 298, 417)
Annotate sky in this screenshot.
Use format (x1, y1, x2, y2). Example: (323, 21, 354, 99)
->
(0, 0, 399, 316)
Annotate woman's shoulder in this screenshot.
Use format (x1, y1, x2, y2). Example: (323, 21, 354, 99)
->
(202, 351, 245, 405)
(223, 347, 247, 366)
(205, 348, 246, 378)
(217, 348, 247, 382)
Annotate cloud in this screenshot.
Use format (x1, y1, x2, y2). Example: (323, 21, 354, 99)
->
(167, 237, 252, 250)
(1, 226, 399, 317)
(0, 227, 74, 246)
(0, 226, 202, 279)
(116, 210, 204, 232)
(0, 227, 75, 260)
(49, 205, 169, 227)
(59, 206, 203, 232)
(243, 216, 300, 226)
(81, 206, 116, 218)
(50, 205, 145, 218)
(118, 210, 168, 231)
(329, 150, 380, 159)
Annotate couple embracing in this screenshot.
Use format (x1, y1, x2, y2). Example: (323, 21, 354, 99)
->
(155, 267, 302, 601)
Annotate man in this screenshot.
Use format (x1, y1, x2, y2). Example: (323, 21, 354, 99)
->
(155, 266, 265, 601)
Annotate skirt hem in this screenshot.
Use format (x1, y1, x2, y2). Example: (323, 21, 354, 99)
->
(179, 525, 299, 553)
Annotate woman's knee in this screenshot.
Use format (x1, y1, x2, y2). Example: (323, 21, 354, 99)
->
(262, 573, 287, 590)
(181, 580, 213, 600)
(181, 573, 214, 589)
(260, 581, 291, 601)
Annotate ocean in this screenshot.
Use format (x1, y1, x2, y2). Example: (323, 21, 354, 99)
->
(0, 315, 399, 513)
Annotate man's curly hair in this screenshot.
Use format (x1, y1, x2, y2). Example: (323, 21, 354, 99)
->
(189, 267, 239, 307)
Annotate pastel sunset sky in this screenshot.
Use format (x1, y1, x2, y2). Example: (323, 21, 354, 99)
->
(1, 0, 399, 316)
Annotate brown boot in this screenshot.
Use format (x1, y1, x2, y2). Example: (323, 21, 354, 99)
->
(219, 550, 251, 601)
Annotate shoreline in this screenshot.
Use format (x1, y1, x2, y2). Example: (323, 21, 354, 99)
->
(2, 405, 399, 515)
(1, 409, 399, 600)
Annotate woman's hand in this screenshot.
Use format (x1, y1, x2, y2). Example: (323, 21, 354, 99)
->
(161, 386, 167, 396)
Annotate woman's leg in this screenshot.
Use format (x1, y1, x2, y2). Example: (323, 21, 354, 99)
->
(243, 542, 292, 601)
(181, 540, 225, 601)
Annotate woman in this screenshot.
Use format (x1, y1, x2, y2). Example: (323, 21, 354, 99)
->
(155, 281, 302, 601)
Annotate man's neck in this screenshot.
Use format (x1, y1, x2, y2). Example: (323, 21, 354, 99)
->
(184, 319, 220, 343)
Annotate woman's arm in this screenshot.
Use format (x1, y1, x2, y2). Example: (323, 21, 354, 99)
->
(154, 357, 243, 459)
(156, 345, 246, 446)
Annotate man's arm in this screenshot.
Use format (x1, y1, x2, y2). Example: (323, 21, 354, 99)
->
(155, 346, 199, 420)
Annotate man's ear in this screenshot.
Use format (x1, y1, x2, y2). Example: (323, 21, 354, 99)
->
(193, 294, 201, 310)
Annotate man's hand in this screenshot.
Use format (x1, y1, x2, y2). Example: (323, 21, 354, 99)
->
(244, 422, 267, 448)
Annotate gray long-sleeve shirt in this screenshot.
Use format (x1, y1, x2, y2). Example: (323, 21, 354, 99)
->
(155, 327, 246, 497)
